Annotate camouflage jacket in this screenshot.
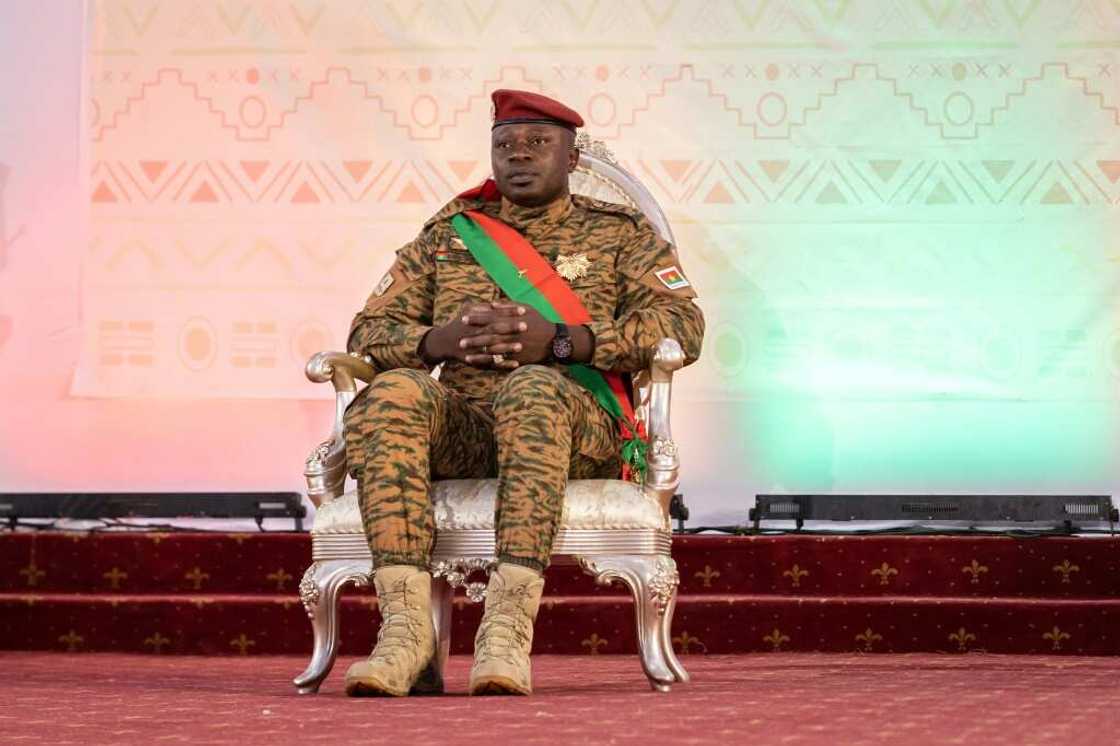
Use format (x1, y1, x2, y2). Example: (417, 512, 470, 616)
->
(348, 193, 704, 403)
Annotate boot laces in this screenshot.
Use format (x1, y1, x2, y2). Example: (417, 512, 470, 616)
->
(370, 577, 424, 665)
(477, 583, 534, 663)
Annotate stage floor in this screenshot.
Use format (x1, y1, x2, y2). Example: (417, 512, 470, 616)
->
(4, 653, 1119, 745)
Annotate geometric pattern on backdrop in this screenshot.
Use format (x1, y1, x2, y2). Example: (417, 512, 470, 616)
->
(80, 1, 1120, 502)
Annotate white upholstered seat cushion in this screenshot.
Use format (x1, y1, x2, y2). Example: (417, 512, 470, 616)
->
(312, 478, 667, 534)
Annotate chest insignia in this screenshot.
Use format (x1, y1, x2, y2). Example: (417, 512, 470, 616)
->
(555, 253, 592, 282)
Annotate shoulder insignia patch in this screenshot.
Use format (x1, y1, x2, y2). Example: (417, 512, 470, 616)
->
(654, 265, 690, 291)
(374, 271, 395, 297)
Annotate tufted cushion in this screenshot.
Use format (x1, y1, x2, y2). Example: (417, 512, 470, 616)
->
(312, 479, 667, 534)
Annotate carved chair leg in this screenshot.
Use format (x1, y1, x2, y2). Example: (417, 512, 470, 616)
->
(293, 560, 372, 694)
(430, 576, 453, 677)
(579, 554, 689, 692)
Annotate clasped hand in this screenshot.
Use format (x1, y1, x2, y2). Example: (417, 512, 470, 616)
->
(425, 302, 554, 370)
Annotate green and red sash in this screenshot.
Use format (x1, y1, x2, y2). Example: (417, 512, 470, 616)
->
(450, 209, 647, 482)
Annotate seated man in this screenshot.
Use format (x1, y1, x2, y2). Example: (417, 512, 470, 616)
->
(342, 89, 704, 697)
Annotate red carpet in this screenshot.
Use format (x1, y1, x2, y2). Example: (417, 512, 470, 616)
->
(3, 653, 1119, 745)
(3, 532, 1120, 655)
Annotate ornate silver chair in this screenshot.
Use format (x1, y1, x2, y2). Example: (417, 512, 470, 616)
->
(293, 135, 690, 694)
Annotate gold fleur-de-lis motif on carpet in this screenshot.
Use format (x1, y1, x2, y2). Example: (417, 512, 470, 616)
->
(144, 632, 170, 654)
(20, 561, 45, 588)
(763, 628, 790, 652)
(693, 565, 720, 588)
(103, 567, 128, 590)
(782, 564, 809, 588)
(855, 628, 883, 652)
(58, 630, 84, 652)
(870, 562, 899, 586)
(147, 533, 166, 545)
(266, 568, 293, 591)
(949, 627, 976, 652)
(1052, 560, 1080, 584)
(672, 630, 708, 654)
(1043, 626, 1071, 651)
(230, 633, 255, 655)
(581, 633, 608, 655)
(184, 566, 210, 590)
(961, 560, 988, 585)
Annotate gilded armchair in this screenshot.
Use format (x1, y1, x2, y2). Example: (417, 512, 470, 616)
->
(293, 136, 690, 694)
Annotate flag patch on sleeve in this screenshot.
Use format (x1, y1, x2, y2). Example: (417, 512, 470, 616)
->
(654, 265, 690, 291)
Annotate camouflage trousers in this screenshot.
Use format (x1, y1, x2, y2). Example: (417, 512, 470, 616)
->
(343, 364, 621, 573)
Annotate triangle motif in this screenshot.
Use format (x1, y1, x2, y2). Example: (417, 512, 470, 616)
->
(291, 182, 320, 204)
(1001, 0, 1040, 27)
(190, 182, 219, 203)
(1040, 182, 1072, 204)
(1097, 160, 1120, 184)
(759, 160, 789, 182)
(448, 160, 478, 181)
(703, 183, 734, 204)
(662, 160, 692, 183)
(816, 181, 847, 204)
(869, 160, 901, 182)
(397, 181, 425, 203)
(139, 161, 167, 183)
(918, 0, 957, 26)
(982, 160, 1014, 183)
(240, 161, 269, 183)
(925, 180, 956, 204)
(343, 161, 373, 183)
(92, 181, 117, 203)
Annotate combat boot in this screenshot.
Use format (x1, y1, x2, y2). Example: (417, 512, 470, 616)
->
(469, 562, 545, 695)
(344, 565, 442, 697)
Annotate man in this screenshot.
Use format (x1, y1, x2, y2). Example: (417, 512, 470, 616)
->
(342, 89, 704, 697)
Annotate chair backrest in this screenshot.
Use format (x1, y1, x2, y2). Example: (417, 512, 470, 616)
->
(569, 133, 677, 252)
(567, 134, 678, 425)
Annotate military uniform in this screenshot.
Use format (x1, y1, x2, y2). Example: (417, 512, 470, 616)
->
(345, 193, 704, 572)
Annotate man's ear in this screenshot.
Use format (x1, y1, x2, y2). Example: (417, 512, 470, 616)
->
(568, 146, 580, 173)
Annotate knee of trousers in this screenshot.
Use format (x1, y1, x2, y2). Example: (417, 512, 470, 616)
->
(493, 364, 566, 418)
(343, 368, 439, 434)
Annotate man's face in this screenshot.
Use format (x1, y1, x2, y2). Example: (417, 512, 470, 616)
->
(490, 123, 578, 207)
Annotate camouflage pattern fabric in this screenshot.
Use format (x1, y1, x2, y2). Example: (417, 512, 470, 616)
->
(344, 365, 620, 571)
(346, 193, 704, 571)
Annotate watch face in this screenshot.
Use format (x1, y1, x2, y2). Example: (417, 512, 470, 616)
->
(552, 335, 574, 361)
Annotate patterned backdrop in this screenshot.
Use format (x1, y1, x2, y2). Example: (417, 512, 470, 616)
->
(2, 1, 1119, 523)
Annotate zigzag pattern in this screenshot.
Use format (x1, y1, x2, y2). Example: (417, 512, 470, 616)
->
(94, 66, 546, 143)
(94, 62, 1119, 146)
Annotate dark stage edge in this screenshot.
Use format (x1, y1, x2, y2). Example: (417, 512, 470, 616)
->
(4, 653, 1120, 745)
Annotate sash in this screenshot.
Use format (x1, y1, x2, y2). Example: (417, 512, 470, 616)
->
(450, 210, 647, 482)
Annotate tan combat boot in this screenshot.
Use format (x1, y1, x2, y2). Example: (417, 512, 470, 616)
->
(344, 565, 442, 697)
(469, 562, 545, 696)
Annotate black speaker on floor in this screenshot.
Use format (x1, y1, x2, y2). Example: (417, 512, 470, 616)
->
(0, 492, 306, 531)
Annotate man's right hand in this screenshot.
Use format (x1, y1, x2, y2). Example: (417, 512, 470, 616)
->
(419, 302, 526, 370)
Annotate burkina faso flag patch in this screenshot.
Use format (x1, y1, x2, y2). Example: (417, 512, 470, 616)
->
(654, 265, 690, 290)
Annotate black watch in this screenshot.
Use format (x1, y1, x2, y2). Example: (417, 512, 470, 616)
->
(551, 323, 574, 363)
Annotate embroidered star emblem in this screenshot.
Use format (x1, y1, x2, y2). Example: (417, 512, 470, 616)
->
(555, 253, 591, 281)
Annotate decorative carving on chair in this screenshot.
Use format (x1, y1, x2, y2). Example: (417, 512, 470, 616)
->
(651, 437, 678, 461)
(430, 558, 495, 603)
(647, 556, 680, 615)
(298, 564, 321, 616)
(574, 132, 617, 164)
(305, 441, 333, 471)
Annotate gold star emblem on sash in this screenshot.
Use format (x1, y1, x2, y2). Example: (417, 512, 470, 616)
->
(555, 253, 591, 281)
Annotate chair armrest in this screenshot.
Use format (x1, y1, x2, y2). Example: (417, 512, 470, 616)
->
(643, 339, 685, 518)
(303, 351, 378, 507)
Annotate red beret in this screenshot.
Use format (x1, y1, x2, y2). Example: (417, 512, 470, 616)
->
(491, 89, 584, 131)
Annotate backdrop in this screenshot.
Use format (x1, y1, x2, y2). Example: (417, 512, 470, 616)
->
(2, 1, 1119, 525)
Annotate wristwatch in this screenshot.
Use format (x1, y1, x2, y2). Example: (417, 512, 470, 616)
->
(551, 323, 574, 363)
